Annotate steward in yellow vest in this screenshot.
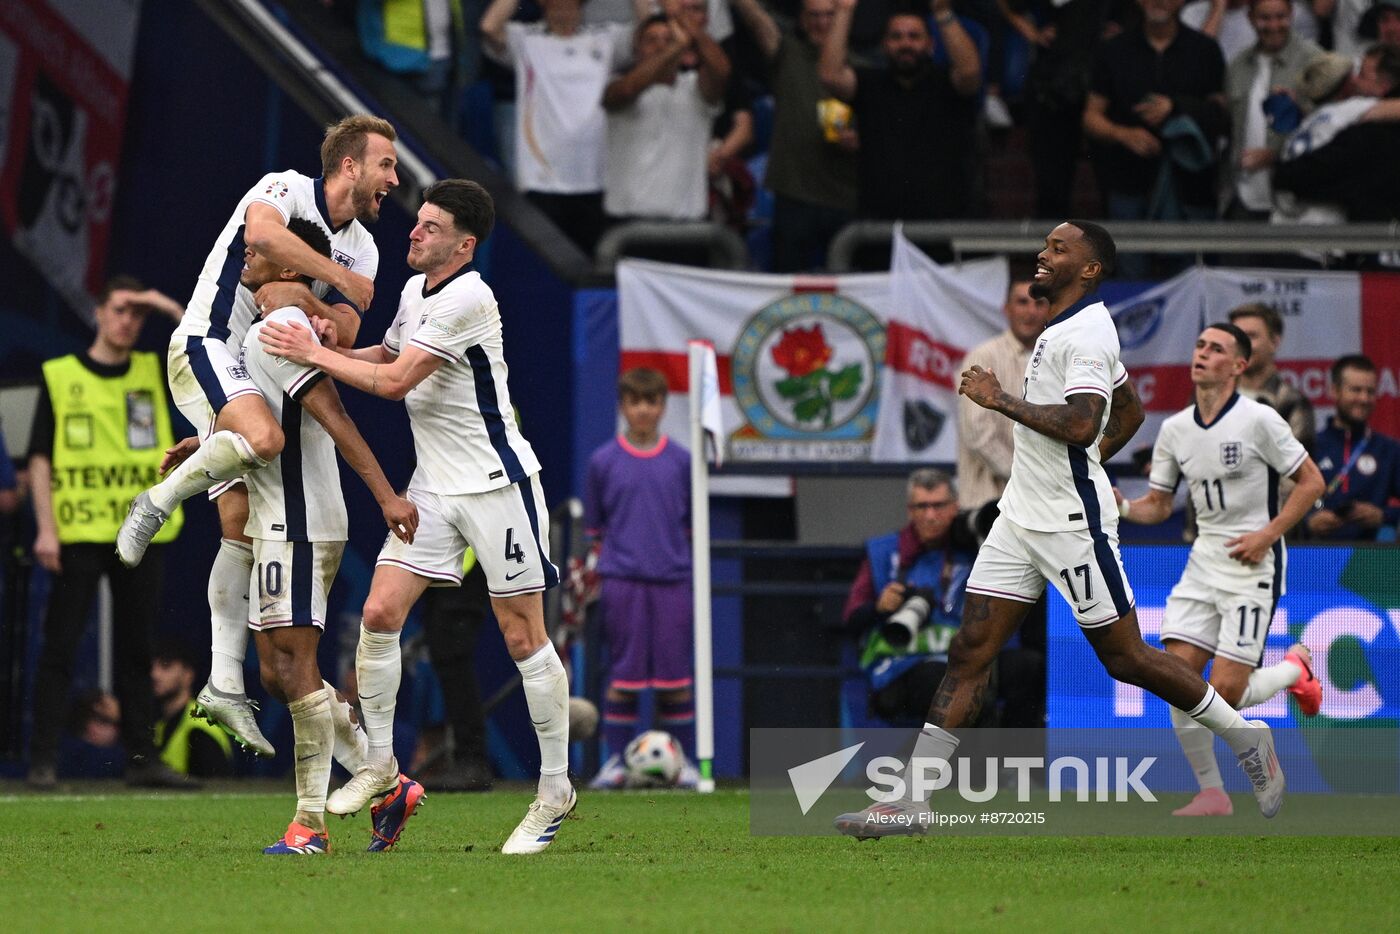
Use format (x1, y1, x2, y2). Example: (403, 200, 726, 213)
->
(25, 276, 199, 791)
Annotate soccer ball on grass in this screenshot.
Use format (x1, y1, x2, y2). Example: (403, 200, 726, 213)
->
(624, 730, 682, 787)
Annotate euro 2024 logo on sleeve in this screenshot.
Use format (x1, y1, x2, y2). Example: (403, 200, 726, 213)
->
(730, 293, 884, 459)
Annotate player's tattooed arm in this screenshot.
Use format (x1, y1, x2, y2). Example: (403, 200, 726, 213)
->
(1117, 486, 1174, 524)
(1098, 378, 1145, 461)
(252, 281, 361, 349)
(961, 365, 1105, 447)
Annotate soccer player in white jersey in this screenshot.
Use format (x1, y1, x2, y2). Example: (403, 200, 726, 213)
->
(166, 222, 422, 854)
(837, 221, 1287, 838)
(116, 116, 399, 759)
(1117, 323, 1325, 817)
(259, 179, 573, 855)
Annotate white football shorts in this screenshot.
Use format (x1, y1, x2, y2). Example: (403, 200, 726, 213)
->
(1160, 566, 1276, 666)
(966, 514, 1136, 628)
(167, 334, 262, 500)
(376, 474, 559, 598)
(248, 539, 345, 631)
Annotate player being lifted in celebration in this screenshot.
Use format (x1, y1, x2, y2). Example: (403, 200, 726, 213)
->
(259, 179, 573, 855)
(1117, 323, 1324, 817)
(838, 221, 1287, 838)
(117, 116, 400, 759)
(163, 220, 422, 853)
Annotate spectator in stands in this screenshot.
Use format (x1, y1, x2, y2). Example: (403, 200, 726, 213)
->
(1083, 0, 1228, 235)
(1305, 355, 1400, 540)
(1227, 302, 1317, 450)
(843, 469, 1043, 726)
(1184, 0, 1319, 62)
(602, 4, 729, 223)
(481, 0, 633, 254)
(26, 278, 194, 792)
(956, 279, 1049, 510)
(357, 0, 475, 126)
(1221, 0, 1321, 220)
(1272, 46, 1400, 223)
(1011, 0, 1125, 219)
(1359, 0, 1400, 54)
(1328, 0, 1375, 59)
(151, 641, 234, 778)
(731, 0, 859, 271)
(819, 0, 982, 221)
(707, 71, 758, 232)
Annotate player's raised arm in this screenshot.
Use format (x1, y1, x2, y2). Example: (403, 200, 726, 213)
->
(1226, 456, 1325, 565)
(244, 201, 374, 313)
(960, 364, 1106, 448)
(1099, 376, 1145, 462)
(296, 377, 419, 543)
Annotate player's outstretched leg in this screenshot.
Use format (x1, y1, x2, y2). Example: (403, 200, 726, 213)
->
(1243, 643, 1322, 716)
(116, 430, 268, 566)
(1087, 614, 1285, 817)
(835, 593, 1027, 839)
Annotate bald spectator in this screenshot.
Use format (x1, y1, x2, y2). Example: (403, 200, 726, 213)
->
(819, 0, 982, 221)
(956, 280, 1050, 509)
(732, 0, 859, 271)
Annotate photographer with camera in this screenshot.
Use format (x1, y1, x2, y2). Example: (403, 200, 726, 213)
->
(1305, 355, 1400, 542)
(843, 469, 1042, 726)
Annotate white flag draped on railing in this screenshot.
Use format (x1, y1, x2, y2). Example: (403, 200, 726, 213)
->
(870, 227, 1008, 462)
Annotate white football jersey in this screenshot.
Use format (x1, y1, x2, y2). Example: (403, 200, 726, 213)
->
(998, 301, 1126, 533)
(239, 307, 348, 543)
(1150, 393, 1307, 593)
(383, 267, 541, 495)
(176, 170, 379, 347)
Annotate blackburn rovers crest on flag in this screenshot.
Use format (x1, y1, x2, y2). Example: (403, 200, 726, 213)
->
(1221, 441, 1243, 468)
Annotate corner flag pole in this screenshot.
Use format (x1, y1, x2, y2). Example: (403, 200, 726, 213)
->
(688, 340, 719, 793)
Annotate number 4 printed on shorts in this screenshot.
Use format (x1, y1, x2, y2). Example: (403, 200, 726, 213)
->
(504, 527, 526, 565)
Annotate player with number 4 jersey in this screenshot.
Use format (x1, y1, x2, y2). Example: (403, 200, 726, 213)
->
(1118, 322, 1325, 817)
(258, 179, 574, 855)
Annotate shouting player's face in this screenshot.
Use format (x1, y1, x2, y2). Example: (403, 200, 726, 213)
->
(408, 203, 473, 273)
(1191, 327, 1247, 389)
(1030, 223, 1097, 303)
(350, 133, 399, 223)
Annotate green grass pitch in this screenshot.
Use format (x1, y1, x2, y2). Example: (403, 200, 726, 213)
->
(2, 784, 1398, 932)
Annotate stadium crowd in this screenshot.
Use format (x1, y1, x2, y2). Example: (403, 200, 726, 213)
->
(344, 0, 1400, 265)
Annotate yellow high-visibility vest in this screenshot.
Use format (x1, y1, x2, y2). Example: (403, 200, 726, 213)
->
(42, 352, 184, 544)
(155, 700, 232, 774)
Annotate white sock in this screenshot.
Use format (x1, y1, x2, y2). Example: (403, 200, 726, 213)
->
(149, 430, 265, 514)
(289, 689, 334, 822)
(324, 680, 368, 773)
(356, 624, 401, 768)
(208, 539, 253, 695)
(1170, 704, 1223, 791)
(903, 723, 959, 805)
(1186, 685, 1257, 756)
(516, 642, 570, 802)
(1237, 658, 1304, 709)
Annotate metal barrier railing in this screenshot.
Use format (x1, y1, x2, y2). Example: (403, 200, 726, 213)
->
(595, 221, 750, 272)
(827, 220, 1400, 271)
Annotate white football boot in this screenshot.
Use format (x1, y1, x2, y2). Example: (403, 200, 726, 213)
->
(502, 787, 577, 855)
